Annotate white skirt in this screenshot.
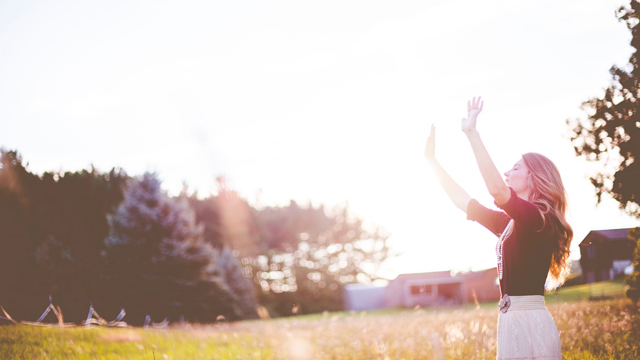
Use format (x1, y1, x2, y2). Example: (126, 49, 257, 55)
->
(496, 295, 561, 360)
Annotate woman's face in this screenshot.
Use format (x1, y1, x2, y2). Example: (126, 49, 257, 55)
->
(504, 158, 530, 198)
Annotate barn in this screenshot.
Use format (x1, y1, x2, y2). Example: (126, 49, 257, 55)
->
(579, 228, 635, 283)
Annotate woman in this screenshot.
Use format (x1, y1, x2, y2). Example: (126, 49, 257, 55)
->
(424, 97, 572, 359)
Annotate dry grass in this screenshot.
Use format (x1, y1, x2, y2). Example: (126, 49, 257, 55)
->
(1, 298, 639, 359)
(223, 298, 639, 359)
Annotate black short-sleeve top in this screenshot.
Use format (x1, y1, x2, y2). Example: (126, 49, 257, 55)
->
(466, 187, 554, 297)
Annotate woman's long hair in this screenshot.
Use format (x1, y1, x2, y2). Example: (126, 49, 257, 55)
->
(522, 152, 573, 290)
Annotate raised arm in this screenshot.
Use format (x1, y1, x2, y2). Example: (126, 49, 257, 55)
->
(425, 124, 472, 213)
(461, 97, 511, 205)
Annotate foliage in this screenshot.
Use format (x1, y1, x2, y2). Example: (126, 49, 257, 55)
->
(567, 1, 640, 218)
(2, 298, 639, 359)
(248, 200, 390, 316)
(190, 179, 389, 316)
(0, 151, 255, 324)
(184, 184, 226, 250)
(625, 227, 640, 301)
(0, 150, 128, 321)
(102, 172, 241, 324)
(215, 246, 259, 320)
(187, 179, 393, 316)
(1, 149, 390, 322)
(33, 236, 81, 302)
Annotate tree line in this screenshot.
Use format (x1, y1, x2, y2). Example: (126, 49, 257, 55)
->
(0, 150, 391, 325)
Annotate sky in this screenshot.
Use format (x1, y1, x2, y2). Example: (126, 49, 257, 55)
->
(1, 0, 638, 280)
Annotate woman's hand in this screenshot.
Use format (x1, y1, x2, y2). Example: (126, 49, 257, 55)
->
(461, 96, 483, 134)
(425, 124, 436, 161)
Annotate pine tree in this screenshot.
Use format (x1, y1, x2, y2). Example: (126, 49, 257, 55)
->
(216, 247, 259, 319)
(103, 172, 238, 323)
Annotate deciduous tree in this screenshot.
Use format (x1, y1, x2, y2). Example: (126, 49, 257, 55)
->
(567, 1, 640, 218)
(188, 179, 393, 316)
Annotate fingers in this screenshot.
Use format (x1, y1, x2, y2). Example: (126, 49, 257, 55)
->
(467, 96, 483, 110)
(425, 124, 436, 159)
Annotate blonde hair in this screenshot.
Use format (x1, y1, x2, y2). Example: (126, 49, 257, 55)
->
(522, 153, 573, 290)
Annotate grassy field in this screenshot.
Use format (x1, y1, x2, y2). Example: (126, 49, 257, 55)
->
(1, 281, 638, 360)
(544, 279, 626, 303)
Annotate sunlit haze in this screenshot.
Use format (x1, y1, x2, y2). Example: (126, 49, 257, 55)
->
(1, 0, 638, 279)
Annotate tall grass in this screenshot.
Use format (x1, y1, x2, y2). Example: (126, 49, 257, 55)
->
(1, 297, 638, 359)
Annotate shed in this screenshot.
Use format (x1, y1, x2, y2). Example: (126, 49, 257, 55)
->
(579, 228, 635, 283)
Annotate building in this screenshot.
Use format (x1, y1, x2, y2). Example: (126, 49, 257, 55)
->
(344, 267, 501, 311)
(579, 228, 635, 283)
(343, 283, 387, 311)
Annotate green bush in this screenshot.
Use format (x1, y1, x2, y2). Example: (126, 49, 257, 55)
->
(625, 227, 640, 302)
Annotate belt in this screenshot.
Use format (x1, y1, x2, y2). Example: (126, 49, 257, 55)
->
(499, 294, 546, 313)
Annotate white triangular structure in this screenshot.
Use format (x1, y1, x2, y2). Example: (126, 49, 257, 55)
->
(21, 296, 74, 327)
(144, 314, 169, 329)
(36, 304, 53, 322)
(4, 298, 129, 328)
(83, 304, 107, 326)
(152, 317, 169, 328)
(107, 307, 127, 327)
(0, 305, 17, 324)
